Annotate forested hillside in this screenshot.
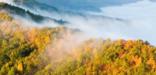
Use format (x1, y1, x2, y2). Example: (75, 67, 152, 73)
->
(0, 11, 156, 75)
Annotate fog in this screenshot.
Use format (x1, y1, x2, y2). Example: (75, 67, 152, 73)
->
(0, 0, 156, 45)
(98, 0, 156, 45)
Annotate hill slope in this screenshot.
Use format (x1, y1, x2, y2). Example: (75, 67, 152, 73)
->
(0, 20, 155, 75)
(0, 2, 155, 75)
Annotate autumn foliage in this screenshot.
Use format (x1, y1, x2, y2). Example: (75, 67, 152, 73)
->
(0, 12, 156, 75)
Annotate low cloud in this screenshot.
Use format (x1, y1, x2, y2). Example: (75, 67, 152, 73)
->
(1, 0, 156, 45)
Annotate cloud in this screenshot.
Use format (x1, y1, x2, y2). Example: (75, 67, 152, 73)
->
(100, 0, 156, 19)
(94, 0, 156, 45)
(1, 0, 156, 45)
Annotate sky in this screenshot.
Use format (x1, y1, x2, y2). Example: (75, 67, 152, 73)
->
(99, 0, 156, 45)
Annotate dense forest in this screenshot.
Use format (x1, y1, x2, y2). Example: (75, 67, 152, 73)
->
(0, 11, 156, 75)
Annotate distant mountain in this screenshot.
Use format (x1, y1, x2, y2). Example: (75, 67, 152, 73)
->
(0, 2, 67, 24)
(13, 0, 59, 12)
(0, 0, 126, 26)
